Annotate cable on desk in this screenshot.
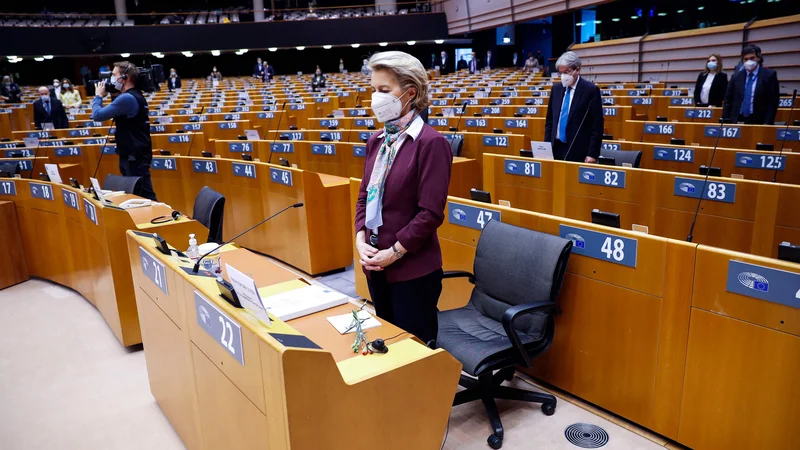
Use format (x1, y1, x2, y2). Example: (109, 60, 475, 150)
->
(381, 332, 408, 343)
(440, 414, 451, 450)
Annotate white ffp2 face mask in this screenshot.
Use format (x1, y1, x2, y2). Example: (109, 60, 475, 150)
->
(560, 73, 574, 88)
(371, 91, 409, 123)
(743, 60, 758, 71)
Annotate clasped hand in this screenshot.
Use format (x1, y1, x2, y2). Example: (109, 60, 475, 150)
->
(356, 240, 397, 271)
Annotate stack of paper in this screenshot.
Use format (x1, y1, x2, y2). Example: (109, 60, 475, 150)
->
(327, 310, 381, 335)
(260, 284, 348, 321)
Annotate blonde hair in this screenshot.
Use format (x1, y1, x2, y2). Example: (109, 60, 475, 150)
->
(368, 51, 430, 111)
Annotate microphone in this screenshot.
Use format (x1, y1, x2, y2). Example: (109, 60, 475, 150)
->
(193, 202, 304, 273)
(185, 105, 205, 157)
(772, 89, 797, 183)
(345, 93, 361, 143)
(450, 100, 468, 138)
(686, 118, 725, 242)
(638, 87, 653, 142)
(665, 61, 671, 85)
(27, 133, 44, 179)
(631, 58, 637, 83)
(267, 100, 289, 164)
(563, 98, 595, 162)
(92, 118, 117, 180)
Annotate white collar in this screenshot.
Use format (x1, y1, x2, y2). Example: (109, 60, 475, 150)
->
(377, 115, 424, 141)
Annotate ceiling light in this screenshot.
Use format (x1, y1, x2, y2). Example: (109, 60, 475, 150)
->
(379, 42, 388, 47)
(296, 46, 305, 50)
(6, 56, 17, 60)
(155, 53, 165, 58)
(239, 48, 248, 53)
(182, 51, 193, 57)
(235, 51, 244, 55)
(697, 6, 705, 10)
(595, 20, 602, 24)
(351, 43, 360, 48)
(658, 12, 667, 16)
(43, 55, 53, 60)
(631, 15, 639, 19)
(677, 9, 685, 13)
(151, 52, 162, 56)
(323, 45, 332, 49)
(407, 41, 416, 46)
(211, 50, 221, 56)
(576, 22, 584, 26)
(9, 58, 20, 63)
(612, 18, 620, 22)
(268, 47, 277, 52)
(34, 57, 44, 62)
(120, 53, 130, 58)
(435, 39, 444, 44)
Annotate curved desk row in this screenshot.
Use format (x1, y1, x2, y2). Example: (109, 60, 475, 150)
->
(0, 178, 208, 345)
(347, 178, 799, 450)
(624, 120, 800, 150)
(126, 231, 460, 450)
(481, 153, 799, 258)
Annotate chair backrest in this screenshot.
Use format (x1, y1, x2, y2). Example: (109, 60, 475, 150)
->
(103, 174, 142, 195)
(445, 134, 464, 157)
(601, 148, 642, 168)
(469, 220, 572, 338)
(192, 186, 225, 244)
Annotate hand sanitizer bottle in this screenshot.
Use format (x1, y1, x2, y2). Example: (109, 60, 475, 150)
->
(187, 234, 199, 260)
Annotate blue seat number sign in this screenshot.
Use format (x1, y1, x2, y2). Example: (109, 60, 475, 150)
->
(152, 158, 176, 171)
(139, 246, 168, 295)
(776, 129, 799, 141)
(483, 135, 509, 147)
(704, 126, 740, 138)
(685, 109, 712, 119)
(560, 225, 638, 268)
(601, 143, 620, 151)
(194, 291, 244, 365)
(654, 146, 694, 162)
(54, 147, 81, 157)
(312, 144, 336, 155)
(726, 260, 800, 308)
(504, 158, 541, 178)
(271, 142, 294, 153)
(83, 198, 98, 225)
(735, 153, 785, 171)
(229, 142, 253, 153)
(466, 118, 487, 127)
(429, 118, 449, 127)
(644, 123, 674, 135)
(505, 119, 528, 128)
(671, 98, 694, 106)
(353, 145, 366, 157)
(232, 162, 256, 179)
(447, 201, 501, 231)
(0, 180, 16, 196)
(270, 168, 293, 186)
(193, 160, 218, 174)
(673, 177, 736, 203)
(169, 134, 191, 143)
(30, 182, 53, 200)
(578, 167, 626, 188)
(62, 188, 79, 209)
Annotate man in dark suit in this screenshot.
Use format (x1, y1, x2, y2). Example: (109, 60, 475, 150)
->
(544, 52, 603, 163)
(262, 61, 275, 81)
(469, 52, 480, 74)
(253, 57, 265, 78)
(722, 44, 779, 125)
(484, 50, 493, 70)
(438, 51, 451, 75)
(33, 86, 69, 129)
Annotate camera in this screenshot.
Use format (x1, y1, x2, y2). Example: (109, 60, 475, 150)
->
(89, 63, 160, 93)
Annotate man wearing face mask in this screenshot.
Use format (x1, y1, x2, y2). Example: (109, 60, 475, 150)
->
(354, 51, 452, 344)
(168, 68, 181, 91)
(91, 61, 157, 201)
(311, 68, 326, 92)
(33, 86, 69, 129)
(50, 79, 61, 100)
(253, 57, 265, 78)
(438, 51, 450, 75)
(210, 67, 223, 81)
(544, 51, 603, 163)
(722, 45, 779, 125)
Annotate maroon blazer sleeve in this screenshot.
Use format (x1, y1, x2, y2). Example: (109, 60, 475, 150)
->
(395, 134, 453, 254)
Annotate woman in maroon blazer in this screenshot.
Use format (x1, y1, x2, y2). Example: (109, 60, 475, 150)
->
(354, 51, 453, 344)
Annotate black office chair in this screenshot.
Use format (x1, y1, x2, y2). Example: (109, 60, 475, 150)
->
(192, 186, 225, 244)
(600, 148, 642, 168)
(445, 134, 464, 157)
(103, 174, 143, 196)
(0, 162, 20, 177)
(436, 220, 573, 449)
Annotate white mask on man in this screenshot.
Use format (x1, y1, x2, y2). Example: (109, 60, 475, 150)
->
(561, 73, 575, 88)
(743, 60, 758, 71)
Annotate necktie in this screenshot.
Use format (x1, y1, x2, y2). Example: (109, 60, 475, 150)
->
(559, 87, 571, 143)
(741, 72, 755, 117)
(44, 101, 50, 115)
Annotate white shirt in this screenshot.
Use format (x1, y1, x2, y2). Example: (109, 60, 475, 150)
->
(700, 72, 716, 104)
(556, 76, 579, 141)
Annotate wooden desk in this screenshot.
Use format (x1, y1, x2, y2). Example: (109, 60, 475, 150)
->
(0, 200, 28, 289)
(623, 120, 800, 151)
(127, 232, 460, 450)
(2, 178, 207, 345)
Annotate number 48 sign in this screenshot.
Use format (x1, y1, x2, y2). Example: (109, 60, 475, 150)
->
(559, 225, 638, 268)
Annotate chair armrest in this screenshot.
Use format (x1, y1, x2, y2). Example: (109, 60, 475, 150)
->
(501, 301, 561, 367)
(442, 270, 475, 284)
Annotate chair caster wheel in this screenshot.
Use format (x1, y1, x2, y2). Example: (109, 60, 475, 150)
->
(541, 403, 556, 416)
(488, 434, 503, 449)
(504, 371, 514, 381)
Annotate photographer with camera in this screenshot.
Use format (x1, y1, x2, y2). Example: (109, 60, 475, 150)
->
(91, 61, 157, 201)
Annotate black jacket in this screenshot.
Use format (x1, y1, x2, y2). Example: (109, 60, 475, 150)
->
(468, 58, 480, 74)
(33, 97, 69, 129)
(438, 57, 451, 75)
(722, 66, 779, 125)
(168, 75, 182, 90)
(544, 77, 603, 162)
(693, 71, 728, 107)
(0, 83, 22, 103)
